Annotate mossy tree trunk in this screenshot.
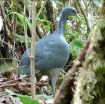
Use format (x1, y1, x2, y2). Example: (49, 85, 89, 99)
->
(73, 1, 105, 104)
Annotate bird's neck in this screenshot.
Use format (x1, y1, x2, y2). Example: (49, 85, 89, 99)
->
(56, 15, 67, 35)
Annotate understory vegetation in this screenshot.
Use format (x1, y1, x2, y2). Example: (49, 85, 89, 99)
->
(0, 0, 104, 104)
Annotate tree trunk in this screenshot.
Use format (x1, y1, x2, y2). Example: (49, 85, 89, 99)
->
(73, 1, 105, 104)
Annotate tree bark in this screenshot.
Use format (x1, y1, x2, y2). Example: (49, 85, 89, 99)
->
(73, 1, 105, 104)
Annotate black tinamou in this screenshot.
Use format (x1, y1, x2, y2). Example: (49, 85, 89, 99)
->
(21, 6, 77, 94)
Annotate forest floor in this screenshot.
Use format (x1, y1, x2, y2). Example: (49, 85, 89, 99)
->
(0, 63, 56, 104)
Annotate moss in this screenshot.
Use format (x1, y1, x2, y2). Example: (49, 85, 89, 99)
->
(73, 69, 97, 104)
(73, 17, 105, 104)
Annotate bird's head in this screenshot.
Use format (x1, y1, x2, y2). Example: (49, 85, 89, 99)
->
(61, 6, 77, 18)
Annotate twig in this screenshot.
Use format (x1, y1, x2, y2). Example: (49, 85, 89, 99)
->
(0, 58, 21, 62)
(30, 1, 36, 99)
(0, 82, 48, 89)
(0, 80, 47, 87)
(24, 0, 29, 56)
(35, 0, 47, 39)
(36, 0, 47, 19)
(76, 0, 90, 33)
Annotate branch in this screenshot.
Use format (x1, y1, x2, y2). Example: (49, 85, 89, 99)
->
(24, 0, 29, 56)
(76, 0, 90, 33)
(53, 39, 90, 104)
(30, 1, 36, 99)
(36, 0, 47, 19)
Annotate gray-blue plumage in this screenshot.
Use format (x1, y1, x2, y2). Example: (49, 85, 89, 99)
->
(21, 6, 77, 93)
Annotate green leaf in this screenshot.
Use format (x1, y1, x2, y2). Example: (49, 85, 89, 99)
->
(36, 19, 51, 31)
(18, 95, 40, 104)
(5, 89, 39, 104)
(16, 34, 31, 43)
(8, 12, 51, 31)
(70, 39, 84, 57)
(71, 39, 83, 48)
(8, 12, 31, 29)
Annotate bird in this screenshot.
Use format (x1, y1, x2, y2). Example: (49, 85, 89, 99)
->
(21, 6, 77, 94)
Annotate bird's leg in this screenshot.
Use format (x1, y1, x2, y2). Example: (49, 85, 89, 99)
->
(48, 68, 61, 95)
(49, 78, 56, 95)
(36, 72, 42, 81)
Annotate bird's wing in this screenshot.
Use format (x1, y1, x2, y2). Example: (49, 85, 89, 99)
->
(35, 37, 65, 69)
